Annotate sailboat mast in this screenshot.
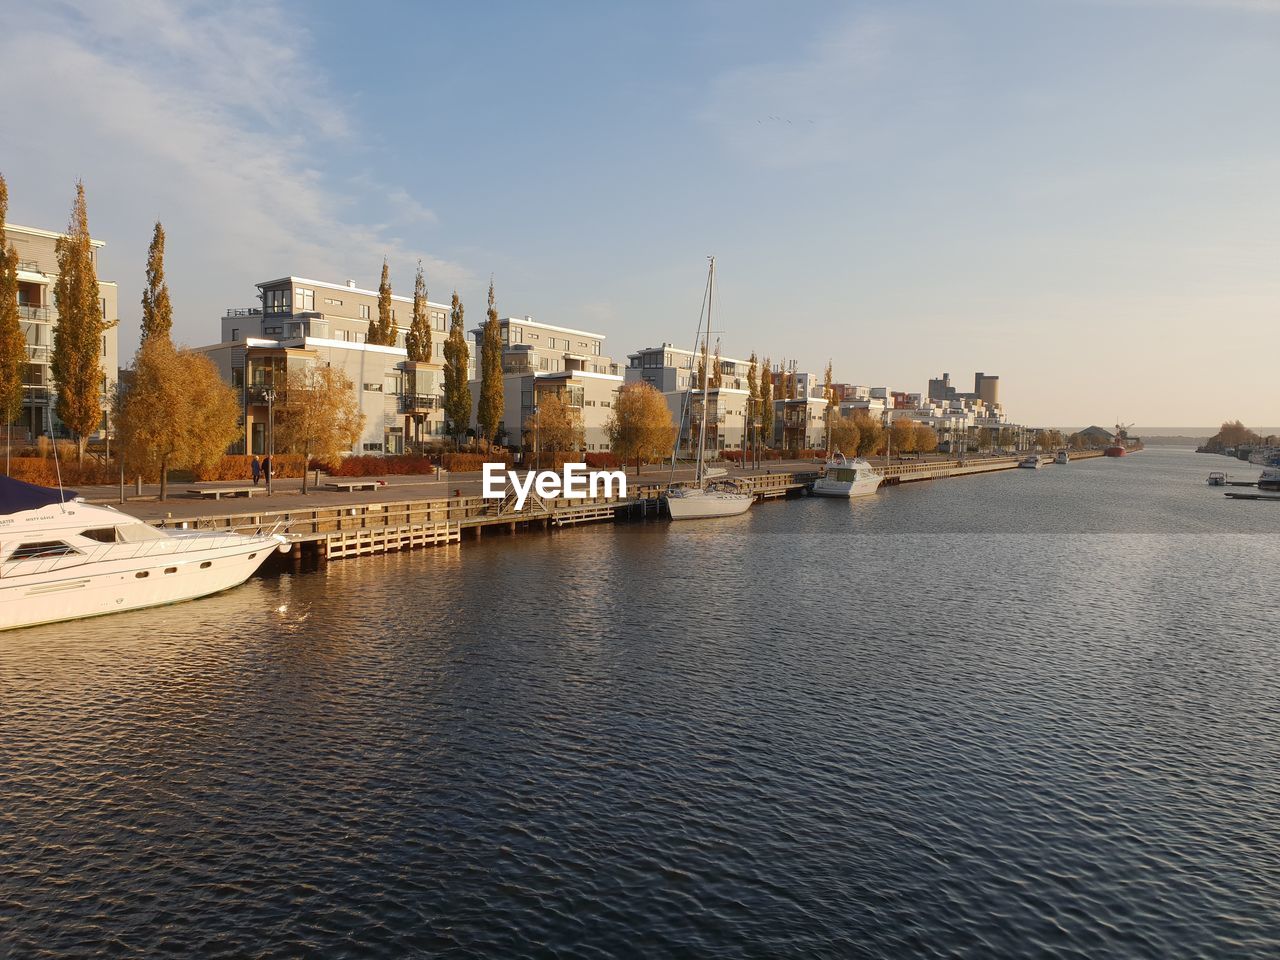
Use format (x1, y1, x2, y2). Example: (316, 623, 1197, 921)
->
(696, 258, 714, 484)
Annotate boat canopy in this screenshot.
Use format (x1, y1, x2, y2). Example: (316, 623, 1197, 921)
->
(0, 475, 78, 515)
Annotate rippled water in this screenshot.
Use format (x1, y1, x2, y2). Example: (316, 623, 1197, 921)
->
(4, 449, 1280, 958)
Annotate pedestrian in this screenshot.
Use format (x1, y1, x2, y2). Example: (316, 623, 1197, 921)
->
(251, 455, 261, 486)
(263, 454, 272, 486)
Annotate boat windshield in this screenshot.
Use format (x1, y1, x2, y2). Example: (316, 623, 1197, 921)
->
(116, 523, 169, 543)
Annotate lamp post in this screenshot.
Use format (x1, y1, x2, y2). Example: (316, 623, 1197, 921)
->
(263, 387, 276, 496)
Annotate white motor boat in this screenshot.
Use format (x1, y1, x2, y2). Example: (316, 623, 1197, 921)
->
(1207, 471, 1227, 486)
(663, 257, 754, 521)
(1259, 467, 1280, 492)
(0, 476, 290, 631)
(812, 452, 883, 498)
(1054, 450, 1069, 464)
(1019, 455, 1042, 469)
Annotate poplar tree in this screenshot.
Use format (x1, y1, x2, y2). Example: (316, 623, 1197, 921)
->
(476, 278, 503, 445)
(758, 356, 774, 447)
(746, 351, 758, 450)
(372, 257, 393, 346)
(823, 360, 834, 451)
(52, 181, 112, 461)
(0, 174, 27, 464)
(405, 260, 432, 362)
(710, 342, 723, 388)
(140, 221, 173, 344)
(442, 291, 471, 444)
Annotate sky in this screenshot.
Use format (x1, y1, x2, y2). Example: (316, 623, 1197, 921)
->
(1, 0, 1277, 428)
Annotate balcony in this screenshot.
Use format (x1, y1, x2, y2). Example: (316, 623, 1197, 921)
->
(245, 385, 284, 403)
(399, 394, 439, 413)
(18, 306, 52, 322)
(225, 307, 263, 318)
(16, 259, 44, 274)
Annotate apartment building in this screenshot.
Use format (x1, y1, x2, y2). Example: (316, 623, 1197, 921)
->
(469, 316, 624, 451)
(3, 222, 119, 440)
(202, 275, 464, 455)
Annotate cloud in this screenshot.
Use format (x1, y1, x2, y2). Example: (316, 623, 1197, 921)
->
(0, 0, 468, 345)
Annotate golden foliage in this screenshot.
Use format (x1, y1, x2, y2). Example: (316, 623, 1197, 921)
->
(523, 390, 584, 457)
(607, 381, 676, 473)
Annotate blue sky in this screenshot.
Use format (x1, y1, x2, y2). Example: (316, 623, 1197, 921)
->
(2, 0, 1278, 426)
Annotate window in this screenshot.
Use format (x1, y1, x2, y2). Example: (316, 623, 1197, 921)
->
(263, 288, 290, 315)
(363, 442, 383, 452)
(164, 567, 177, 574)
(325, 298, 343, 306)
(265, 326, 283, 335)
(231, 327, 239, 341)
(363, 382, 383, 392)
(102, 335, 107, 356)
(232, 367, 244, 387)
(527, 332, 538, 340)
(135, 571, 149, 579)
(360, 305, 370, 319)
(80, 528, 119, 543)
(585, 399, 596, 406)
(101, 298, 107, 318)
(295, 287, 315, 311)
(9, 541, 79, 560)
(200, 561, 212, 569)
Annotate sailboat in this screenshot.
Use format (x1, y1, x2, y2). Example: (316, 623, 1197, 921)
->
(665, 258, 753, 520)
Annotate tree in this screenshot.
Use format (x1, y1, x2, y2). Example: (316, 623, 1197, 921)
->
(442, 291, 470, 445)
(829, 412, 861, 456)
(115, 341, 239, 500)
(366, 258, 392, 346)
(52, 181, 113, 461)
(746, 352, 758, 450)
(404, 261, 432, 363)
(890, 417, 917, 456)
(758, 356, 774, 447)
(710, 342, 723, 388)
(140, 221, 173, 344)
(477, 278, 503, 444)
(607, 381, 676, 474)
(914, 423, 939, 454)
(850, 410, 882, 458)
(524, 390, 583, 465)
(976, 426, 993, 452)
(275, 363, 365, 492)
(0, 174, 26, 465)
(822, 360, 834, 451)
(998, 426, 1015, 451)
(1035, 429, 1051, 450)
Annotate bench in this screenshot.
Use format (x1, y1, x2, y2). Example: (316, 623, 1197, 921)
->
(324, 480, 383, 492)
(187, 486, 260, 500)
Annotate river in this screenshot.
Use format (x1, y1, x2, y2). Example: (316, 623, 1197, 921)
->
(3, 448, 1279, 957)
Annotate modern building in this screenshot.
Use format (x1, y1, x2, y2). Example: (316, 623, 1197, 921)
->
(3, 222, 119, 441)
(201, 275, 462, 455)
(470, 316, 624, 452)
(626, 344, 759, 455)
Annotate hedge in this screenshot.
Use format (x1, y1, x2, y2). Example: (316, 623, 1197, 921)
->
(193, 454, 307, 481)
(7, 457, 120, 487)
(442, 451, 512, 472)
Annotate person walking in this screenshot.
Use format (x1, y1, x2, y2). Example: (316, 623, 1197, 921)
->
(262, 454, 272, 487)
(251, 455, 261, 486)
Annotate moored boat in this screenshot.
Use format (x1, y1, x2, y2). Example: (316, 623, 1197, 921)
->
(1019, 455, 1042, 469)
(1054, 450, 1069, 464)
(812, 452, 883, 498)
(0, 475, 289, 631)
(1259, 467, 1280, 492)
(1207, 471, 1227, 486)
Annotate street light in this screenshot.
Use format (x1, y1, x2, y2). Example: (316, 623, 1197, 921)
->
(263, 387, 276, 496)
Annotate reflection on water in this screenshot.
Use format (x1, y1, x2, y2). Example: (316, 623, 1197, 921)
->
(3, 449, 1280, 957)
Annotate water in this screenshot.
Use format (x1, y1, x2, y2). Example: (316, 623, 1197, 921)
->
(3, 449, 1279, 958)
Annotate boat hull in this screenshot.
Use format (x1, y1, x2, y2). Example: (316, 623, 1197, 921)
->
(1104, 445, 1127, 457)
(0, 535, 286, 631)
(665, 491, 753, 519)
(812, 475, 882, 498)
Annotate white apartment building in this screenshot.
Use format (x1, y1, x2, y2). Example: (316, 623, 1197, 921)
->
(3, 222, 119, 441)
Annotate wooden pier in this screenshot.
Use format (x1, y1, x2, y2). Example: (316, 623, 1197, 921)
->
(151, 450, 1107, 565)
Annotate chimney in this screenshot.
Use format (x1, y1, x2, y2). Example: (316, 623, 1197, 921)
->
(346, 279, 356, 288)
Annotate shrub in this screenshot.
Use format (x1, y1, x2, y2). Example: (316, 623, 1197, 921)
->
(8, 457, 120, 486)
(584, 451, 621, 470)
(312, 454, 439, 477)
(443, 451, 512, 472)
(192, 454, 307, 481)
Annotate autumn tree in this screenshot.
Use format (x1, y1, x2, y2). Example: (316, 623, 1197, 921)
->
(140, 221, 173, 344)
(850, 410, 882, 459)
(998, 426, 1015, 450)
(404, 260, 432, 363)
(607, 381, 676, 474)
(442, 291, 470, 444)
(829, 412, 861, 457)
(115, 341, 239, 500)
(477, 278, 503, 445)
(890, 417, 917, 456)
(976, 426, 993, 452)
(275, 363, 365, 492)
(822, 360, 834, 451)
(51, 182, 114, 460)
(0, 174, 25, 466)
(366, 258, 393, 346)
(710, 342, 723, 388)
(523, 390, 583, 465)
(758, 356, 774, 446)
(914, 423, 939, 454)
(745, 352, 758, 450)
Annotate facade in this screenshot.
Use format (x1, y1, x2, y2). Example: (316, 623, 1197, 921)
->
(202, 275, 461, 455)
(626, 344, 759, 455)
(4, 222, 119, 440)
(470, 316, 624, 452)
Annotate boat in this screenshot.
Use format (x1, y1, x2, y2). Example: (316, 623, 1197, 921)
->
(812, 451, 883, 498)
(1260, 467, 1280, 492)
(1207, 471, 1227, 486)
(0, 474, 290, 631)
(1104, 421, 1135, 457)
(1054, 450, 1069, 464)
(1019, 455, 1042, 469)
(664, 257, 753, 521)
